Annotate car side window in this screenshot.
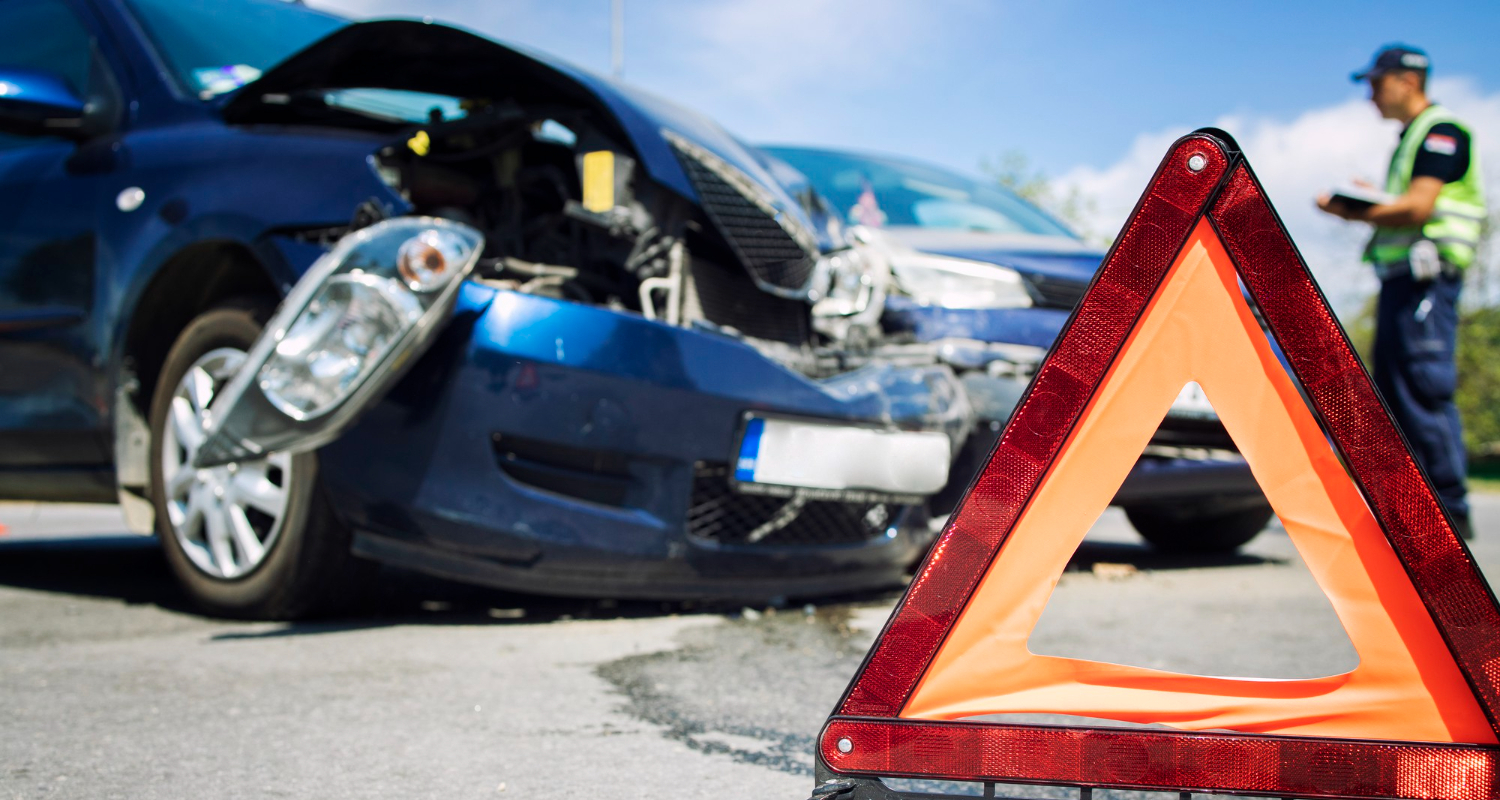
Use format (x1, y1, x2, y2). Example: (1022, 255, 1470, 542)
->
(0, 0, 95, 152)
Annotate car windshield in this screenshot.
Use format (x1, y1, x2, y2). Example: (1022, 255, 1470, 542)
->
(124, 0, 347, 99)
(764, 147, 1076, 239)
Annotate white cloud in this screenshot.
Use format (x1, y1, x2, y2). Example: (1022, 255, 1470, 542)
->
(630, 0, 962, 143)
(305, 0, 967, 147)
(1057, 77, 1500, 315)
(668, 0, 934, 97)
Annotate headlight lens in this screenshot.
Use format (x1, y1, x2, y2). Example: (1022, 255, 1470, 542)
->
(258, 274, 422, 419)
(890, 253, 1033, 309)
(254, 219, 482, 421)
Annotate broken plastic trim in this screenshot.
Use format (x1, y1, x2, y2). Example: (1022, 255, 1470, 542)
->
(194, 217, 483, 467)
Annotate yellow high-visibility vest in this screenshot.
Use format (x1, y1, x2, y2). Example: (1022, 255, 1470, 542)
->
(1368, 104, 1487, 269)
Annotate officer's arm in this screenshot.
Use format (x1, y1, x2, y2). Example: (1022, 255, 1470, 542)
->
(1364, 176, 1444, 226)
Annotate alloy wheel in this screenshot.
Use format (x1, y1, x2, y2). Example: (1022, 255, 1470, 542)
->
(160, 347, 295, 579)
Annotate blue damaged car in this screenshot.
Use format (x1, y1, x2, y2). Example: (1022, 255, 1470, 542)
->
(0, 0, 973, 618)
(762, 146, 1273, 553)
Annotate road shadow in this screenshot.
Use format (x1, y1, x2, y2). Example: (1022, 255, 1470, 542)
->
(0, 533, 903, 637)
(0, 524, 1282, 636)
(1066, 537, 1285, 572)
(0, 535, 196, 611)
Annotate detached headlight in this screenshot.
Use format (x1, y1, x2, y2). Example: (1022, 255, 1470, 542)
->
(258, 273, 422, 419)
(194, 217, 483, 466)
(890, 253, 1033, 309)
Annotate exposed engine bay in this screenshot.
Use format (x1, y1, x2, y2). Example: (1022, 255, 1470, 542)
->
(215, 18, 981, 471)
(360, 99, 894, 379)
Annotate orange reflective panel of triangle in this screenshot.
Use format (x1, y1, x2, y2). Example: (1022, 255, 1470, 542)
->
(901, 218, 1496, 745)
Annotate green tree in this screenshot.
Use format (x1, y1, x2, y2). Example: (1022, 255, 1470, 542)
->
(1457, 305, 1500, 460)
(980, 150, 1105, 245)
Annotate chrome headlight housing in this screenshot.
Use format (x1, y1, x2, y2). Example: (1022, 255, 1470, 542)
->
(889, 252, 1033, 309)
(257, 272, 423, 420)
(194, 217, 483, 467)
(810, 236, 890, 342)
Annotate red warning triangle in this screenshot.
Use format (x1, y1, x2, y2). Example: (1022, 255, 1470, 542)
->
(819, 130, 1500, 800)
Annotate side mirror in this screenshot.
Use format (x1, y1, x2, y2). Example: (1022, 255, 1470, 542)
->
(0, 67, 90, 140)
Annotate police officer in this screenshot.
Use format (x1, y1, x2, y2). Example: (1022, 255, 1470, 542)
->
(1318, 45, 1484, 539)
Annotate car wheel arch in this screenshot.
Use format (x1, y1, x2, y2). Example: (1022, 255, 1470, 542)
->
(121, 241, 283, 410)
(114, 240, 283, 531)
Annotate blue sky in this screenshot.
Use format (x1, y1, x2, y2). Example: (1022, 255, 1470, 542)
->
(313, 0, 1496, 176)
(313, 0, 1500, 310)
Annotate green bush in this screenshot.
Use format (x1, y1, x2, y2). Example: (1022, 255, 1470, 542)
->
(1457, 305, 1500, 458)
(1342, 295, 1500, 457)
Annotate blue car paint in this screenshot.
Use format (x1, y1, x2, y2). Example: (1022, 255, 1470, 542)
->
(0, 67, 87, 114)
(0, 1, 403, 475)
(0, 0, 932, 593)
(317, 284, 927, 596)
(100, 124, 401, 355)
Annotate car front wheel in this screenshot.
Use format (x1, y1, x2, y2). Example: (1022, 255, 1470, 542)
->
(1123, 502, 1275, 554)
(148, 300, 367, 618)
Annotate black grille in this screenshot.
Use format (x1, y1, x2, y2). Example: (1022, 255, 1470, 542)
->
(670, 141, 817, 292)
(1025, 273, 1089, 310)
(686, 463, 899, 546)
(689, 256, 810, 346)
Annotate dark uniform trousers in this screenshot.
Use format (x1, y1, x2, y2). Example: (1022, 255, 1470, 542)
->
(1372, 267, 1468, 520)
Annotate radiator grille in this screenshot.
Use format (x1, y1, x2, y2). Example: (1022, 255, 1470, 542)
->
(687, 256, 810, 346)
(686, 463, 898, 547)
(667, 133, 818, 292)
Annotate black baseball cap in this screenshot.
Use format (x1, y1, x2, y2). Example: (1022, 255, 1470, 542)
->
(1352, 45, 1430, 82)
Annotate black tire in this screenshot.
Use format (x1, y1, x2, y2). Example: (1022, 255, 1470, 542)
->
(148, 299, 368, 619)
(1124, 502, 1275, 554)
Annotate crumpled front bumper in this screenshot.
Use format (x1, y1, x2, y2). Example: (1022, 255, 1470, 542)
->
(316, 283, 968, 598)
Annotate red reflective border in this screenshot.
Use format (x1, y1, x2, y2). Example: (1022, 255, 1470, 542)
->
(1209, 165, 1500, 730)
(823, 140, 1500, 799)
(837, 135, 1230, 719)
(822, 718, 1499, 800)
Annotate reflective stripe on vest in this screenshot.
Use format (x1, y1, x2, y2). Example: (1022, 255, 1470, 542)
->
(1369, 104, 1488, 269)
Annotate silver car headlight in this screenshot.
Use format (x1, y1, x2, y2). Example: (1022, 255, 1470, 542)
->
(258, 272, 424, 420)
(890, 253, 1033, 309)
(811, 248, 879, 317)
(810, 241, 890, 343)
(194, 217, 483, 467)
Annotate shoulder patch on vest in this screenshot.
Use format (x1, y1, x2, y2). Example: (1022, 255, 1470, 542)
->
(1424, 133, 1459, 155)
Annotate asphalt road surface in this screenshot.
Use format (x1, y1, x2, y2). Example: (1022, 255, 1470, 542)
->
(3, 495, 1499, 800)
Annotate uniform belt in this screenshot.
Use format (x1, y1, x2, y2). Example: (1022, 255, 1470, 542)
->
(1375, 260, 1462, 281)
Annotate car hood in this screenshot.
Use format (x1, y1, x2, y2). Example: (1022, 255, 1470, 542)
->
(882, 227, 1104, 284)
(221, 20, 820, 240)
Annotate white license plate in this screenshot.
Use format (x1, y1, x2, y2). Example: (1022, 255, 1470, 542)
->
(1166, 381, 1218, 420)
(733, 415, 950, 498)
